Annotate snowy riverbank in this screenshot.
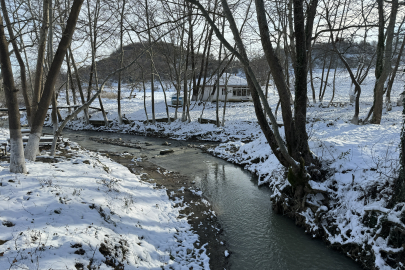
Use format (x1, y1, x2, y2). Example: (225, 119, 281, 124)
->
(0, 134, 209, 269)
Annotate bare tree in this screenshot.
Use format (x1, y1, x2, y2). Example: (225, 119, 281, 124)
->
(323, 0, 374, 124)
(0, 0, 32, 125)
(215, 16, 225, 127)
(0, 12, 27, 173)
(394, 89, 405, 203)
(68, 47, 90, 123)
(145, 0, 156, 124)
(85, 0, 109, 126)
(48, 0, 60, 134)
(386, 25, 405, 108)
(117, 0, 126, 125)
(371, 0, 399, 124)
(31, 0, 50, 124)
(25, 0, 84, 161)
(187, 0, 320, 206)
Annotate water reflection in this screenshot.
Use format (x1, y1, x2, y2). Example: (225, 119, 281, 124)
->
(194, 161, 360, 270)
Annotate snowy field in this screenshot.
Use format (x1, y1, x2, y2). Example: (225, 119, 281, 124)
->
(1, 69, 404, 269)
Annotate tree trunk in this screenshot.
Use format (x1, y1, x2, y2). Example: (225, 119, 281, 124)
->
(85, 0, 99, 102)
(386, 32, 405, 107)
(292, 0, 311, 162)
(318, 55, 327, 102)
(68, 48, 89, 123)
(65, 53, 73, 115)
(182, 29, 190, 122)
(117, 0, 126, 125)
(320, 55, 333, 102)
(371, 0, 398, 124)
(265, 71, 271, 99)
(328, 65, 337, 106)
(139, 63, 149, 123)
(155, 66, 171, 124)
(48, 0, 59, 134)
(63, 56, 72, 115)
(221, 74, 230, 126)
(32, 0, 50, 123)
(309, 52, 316, 103)
(255, 0, 296, 155)
(145, 0, 155, 124)
(93, 63, 108, 126)
(0, 0, 32, 125)
(25, 0, 84, 161)
(394, 92, 405, 203)
(0, 12, 26, 173)
(216, 17, 225, 127)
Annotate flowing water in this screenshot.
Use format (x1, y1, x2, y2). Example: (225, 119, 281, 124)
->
(56, 129, 361, 270)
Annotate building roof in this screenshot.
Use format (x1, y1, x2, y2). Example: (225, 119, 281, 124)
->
(206, 73, 248, 86)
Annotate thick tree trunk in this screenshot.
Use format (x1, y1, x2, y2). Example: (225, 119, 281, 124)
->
(25, 0, 84, 161)
(0, 0, 32, 125)
(0, 13, 26, 173)
(371, 0, 398, 124)
(292, 0, 311, 162)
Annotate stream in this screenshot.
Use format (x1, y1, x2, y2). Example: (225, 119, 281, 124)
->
(55, 128, 361, 270)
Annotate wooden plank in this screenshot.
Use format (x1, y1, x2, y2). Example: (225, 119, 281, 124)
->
(3, 136, 60, 154)
(89, 120, 112, 127)
(7, 136, 59, 143)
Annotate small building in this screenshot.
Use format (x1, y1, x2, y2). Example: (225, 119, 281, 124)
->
(199, 73, 252, 102)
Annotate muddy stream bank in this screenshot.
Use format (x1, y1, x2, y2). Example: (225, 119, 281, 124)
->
(50, 128, 360, 270)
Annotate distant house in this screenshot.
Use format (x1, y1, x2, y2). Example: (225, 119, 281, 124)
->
(199, 73, 252, 102)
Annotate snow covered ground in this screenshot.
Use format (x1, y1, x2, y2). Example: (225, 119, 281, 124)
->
(0, 133, 209, 269)
(3, 69, 405, 269)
